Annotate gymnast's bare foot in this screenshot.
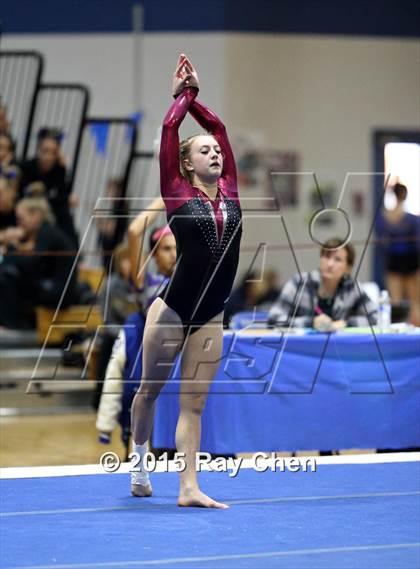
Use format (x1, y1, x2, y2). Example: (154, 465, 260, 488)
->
(178, 488, 229, 508)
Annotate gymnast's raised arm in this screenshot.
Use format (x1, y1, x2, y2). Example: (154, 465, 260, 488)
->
(159, 56, 199, 210)
(180, 56, 237, 193)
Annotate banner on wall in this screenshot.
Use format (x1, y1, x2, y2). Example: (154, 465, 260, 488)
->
(234, 143, 300, 207)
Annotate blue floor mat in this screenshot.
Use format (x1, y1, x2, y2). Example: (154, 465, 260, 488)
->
(1, 461, 419, 569)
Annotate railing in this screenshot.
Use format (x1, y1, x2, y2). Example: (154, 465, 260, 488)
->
(0, 48, 143, 268)
(24, 83, 90, 187)
(125, 151, 155, 199)
(0, 50, 43, 160)
(72, 118, 138, 264)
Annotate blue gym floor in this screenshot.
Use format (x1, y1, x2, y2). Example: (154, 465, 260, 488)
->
(1, 458, 419, 569)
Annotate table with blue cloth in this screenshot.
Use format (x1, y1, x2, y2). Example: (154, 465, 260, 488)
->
(153, 331, 420, 453)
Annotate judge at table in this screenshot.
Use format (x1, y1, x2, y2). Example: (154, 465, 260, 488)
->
(268, 238, 378, 331)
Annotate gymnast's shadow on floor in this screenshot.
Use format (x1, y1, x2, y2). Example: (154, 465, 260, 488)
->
(116, 495, 235, 514)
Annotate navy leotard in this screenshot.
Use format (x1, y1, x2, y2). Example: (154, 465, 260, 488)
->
(158, 87, 242, 335)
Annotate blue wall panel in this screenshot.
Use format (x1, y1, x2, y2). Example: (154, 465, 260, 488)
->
(1, 0, 419, 37)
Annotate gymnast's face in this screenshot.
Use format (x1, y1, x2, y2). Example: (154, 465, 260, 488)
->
(184, 135, 223, 184)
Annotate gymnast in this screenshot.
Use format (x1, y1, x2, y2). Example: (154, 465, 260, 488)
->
(130, 54, 242, 508)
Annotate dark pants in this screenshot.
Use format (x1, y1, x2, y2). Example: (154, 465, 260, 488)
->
(0, 264, 77, 330)
(0, 265, 34, 329)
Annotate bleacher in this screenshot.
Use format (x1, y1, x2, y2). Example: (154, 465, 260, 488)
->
(0, 50, 144, 414)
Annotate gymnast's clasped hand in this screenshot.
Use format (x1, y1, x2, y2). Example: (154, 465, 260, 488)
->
(172, 53, 199, 96)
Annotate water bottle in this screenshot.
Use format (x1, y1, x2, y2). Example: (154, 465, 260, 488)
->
(378, 290, 391, 332)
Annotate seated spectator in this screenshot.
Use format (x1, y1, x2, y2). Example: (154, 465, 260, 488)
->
(0, 101, 11, 133)
(95, 197, 177, 434)
(93, 198, 176, 409)
(224, 268, 281, 326)
(96, 178, 128, 269)
(0, 131, 18, 177)
(268, 238, 377, 331)
(93, 244, 139, 408)
(95, 310, 144, 447)
(19, 128, 78, 247)
(255, 268, 282, 309)
(128, 196, 176, 313)
(224, 271, 261, 326)
(0, 197, 78, 330)
(99, 243, 139, 330)
(0, 172, 18, 231)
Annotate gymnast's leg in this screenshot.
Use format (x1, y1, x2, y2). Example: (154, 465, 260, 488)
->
(176, 312, 227, 508)
(404, 271, 420, 326)
(130, 297, 184, 495)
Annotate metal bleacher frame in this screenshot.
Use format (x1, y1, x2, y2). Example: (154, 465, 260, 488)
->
(71, 116, 138, 267)
(23, 82, 90, 190)
(0, 47, 147, 414)
(0, 50, 44, 160)
(0, 48, 141, 354)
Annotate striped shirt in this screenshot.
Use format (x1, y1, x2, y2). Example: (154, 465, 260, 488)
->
(268, 270, 378, 328)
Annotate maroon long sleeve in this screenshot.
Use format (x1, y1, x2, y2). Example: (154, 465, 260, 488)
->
(159, 87, 198, 215)
(159, 87, 239, 216)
